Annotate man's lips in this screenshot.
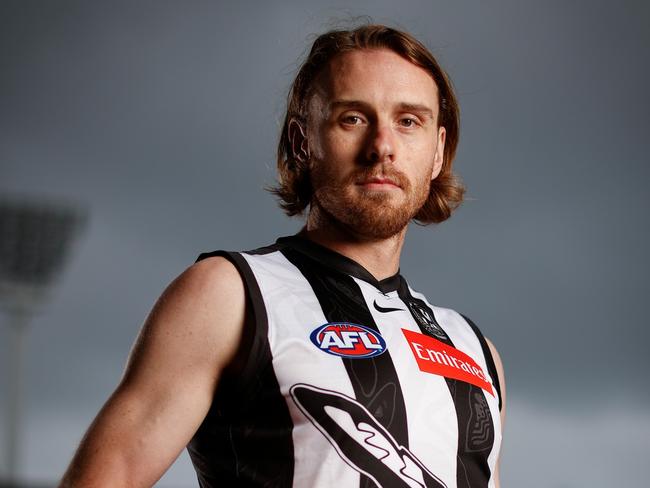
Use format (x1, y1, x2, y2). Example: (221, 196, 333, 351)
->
(356, 176, 401, 189)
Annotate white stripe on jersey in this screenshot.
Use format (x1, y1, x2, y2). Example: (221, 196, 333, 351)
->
(242, 251, 360, 488)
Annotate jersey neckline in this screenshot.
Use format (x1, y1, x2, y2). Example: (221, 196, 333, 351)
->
(276, 234, 403, 294)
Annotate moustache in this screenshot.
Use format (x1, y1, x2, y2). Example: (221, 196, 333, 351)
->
(350, 168, 410, 190)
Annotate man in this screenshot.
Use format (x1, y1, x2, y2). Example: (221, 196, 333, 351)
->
(60, 24, 505, 488)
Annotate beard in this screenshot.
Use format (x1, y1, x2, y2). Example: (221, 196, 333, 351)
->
(310, 164, 431, 240)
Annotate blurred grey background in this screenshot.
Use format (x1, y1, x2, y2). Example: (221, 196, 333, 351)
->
(1, 0, 648, 486)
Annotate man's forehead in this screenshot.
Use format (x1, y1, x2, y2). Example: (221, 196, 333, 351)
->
(312, 48, 439, 112)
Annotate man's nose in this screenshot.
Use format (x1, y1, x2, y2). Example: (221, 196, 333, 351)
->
(365, 123, 395, 164)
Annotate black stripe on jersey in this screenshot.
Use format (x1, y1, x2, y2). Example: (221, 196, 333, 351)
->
(189, 250, 294, 487)
(461, 314, 502, 413)
(281, 247, 410, 488)
(397, 279, 494, 488)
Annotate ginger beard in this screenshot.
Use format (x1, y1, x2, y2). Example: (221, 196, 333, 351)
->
(310, 162, 434, 240)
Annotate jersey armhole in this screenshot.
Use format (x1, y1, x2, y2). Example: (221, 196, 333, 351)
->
(460, 313, 503, 412)
(195, 250, 268, 396)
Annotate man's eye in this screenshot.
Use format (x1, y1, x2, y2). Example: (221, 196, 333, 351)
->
(342, 115, 363, 125)
(400, 118, 417, 128)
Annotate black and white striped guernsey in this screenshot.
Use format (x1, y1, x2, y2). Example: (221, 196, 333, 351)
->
(187, 235, 502, 488)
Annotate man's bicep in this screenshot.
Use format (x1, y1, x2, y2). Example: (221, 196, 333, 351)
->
(122, 256, 245, 397)
(60, 256, 246, 487)
(119, 255, 246, 440)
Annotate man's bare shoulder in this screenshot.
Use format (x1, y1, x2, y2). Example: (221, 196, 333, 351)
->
(122, 255, 246, 388)
(151, 256, 245, 333)
(168, 255, 243, 304)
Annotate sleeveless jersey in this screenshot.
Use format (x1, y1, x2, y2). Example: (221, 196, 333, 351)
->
(188, 235, 502, 488)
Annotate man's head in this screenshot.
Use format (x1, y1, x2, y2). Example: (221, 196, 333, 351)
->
(273, 25, 464, 234)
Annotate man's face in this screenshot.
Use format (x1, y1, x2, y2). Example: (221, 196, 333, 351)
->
(305, 48, 446, 240)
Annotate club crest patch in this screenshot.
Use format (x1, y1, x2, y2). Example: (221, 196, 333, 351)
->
(310, 323, 387, 358)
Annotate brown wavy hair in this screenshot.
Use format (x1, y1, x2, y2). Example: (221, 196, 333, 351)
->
(271, 24, 464, 224)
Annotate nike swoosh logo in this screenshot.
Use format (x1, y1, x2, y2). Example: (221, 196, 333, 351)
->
(373, 300, 404, 313)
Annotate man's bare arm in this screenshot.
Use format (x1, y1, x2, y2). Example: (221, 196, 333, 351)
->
(59, 256, 245, 488)
(486, 337, 506, 488)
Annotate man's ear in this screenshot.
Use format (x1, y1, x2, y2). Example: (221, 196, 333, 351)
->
(431, 125, 446, 180)
(288, 118, 309, 164)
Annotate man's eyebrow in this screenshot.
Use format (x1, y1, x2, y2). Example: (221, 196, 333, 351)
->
(397, 103, 435, 119)
(328, 100, 435, 119)
(328, 100, 369, 111)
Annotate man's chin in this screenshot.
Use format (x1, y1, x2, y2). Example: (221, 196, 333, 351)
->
(342, 205, 413, 240)
(313, 191, 419, 240)
(356, 187, 402, 202)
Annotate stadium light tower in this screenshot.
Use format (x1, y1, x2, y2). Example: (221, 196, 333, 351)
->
(0, 197, 86, 485)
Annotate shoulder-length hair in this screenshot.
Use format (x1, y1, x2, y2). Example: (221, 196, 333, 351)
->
(271, 24, 464, 224)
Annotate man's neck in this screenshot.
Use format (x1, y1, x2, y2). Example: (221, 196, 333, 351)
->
(302, 207, 407, 281)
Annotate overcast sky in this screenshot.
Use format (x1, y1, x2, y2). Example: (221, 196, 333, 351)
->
(1, 1, 649, 486)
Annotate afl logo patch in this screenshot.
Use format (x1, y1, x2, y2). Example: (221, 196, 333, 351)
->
(310, 323, 387, 358)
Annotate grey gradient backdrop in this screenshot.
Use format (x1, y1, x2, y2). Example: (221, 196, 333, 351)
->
(1, 1, 649, 486)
